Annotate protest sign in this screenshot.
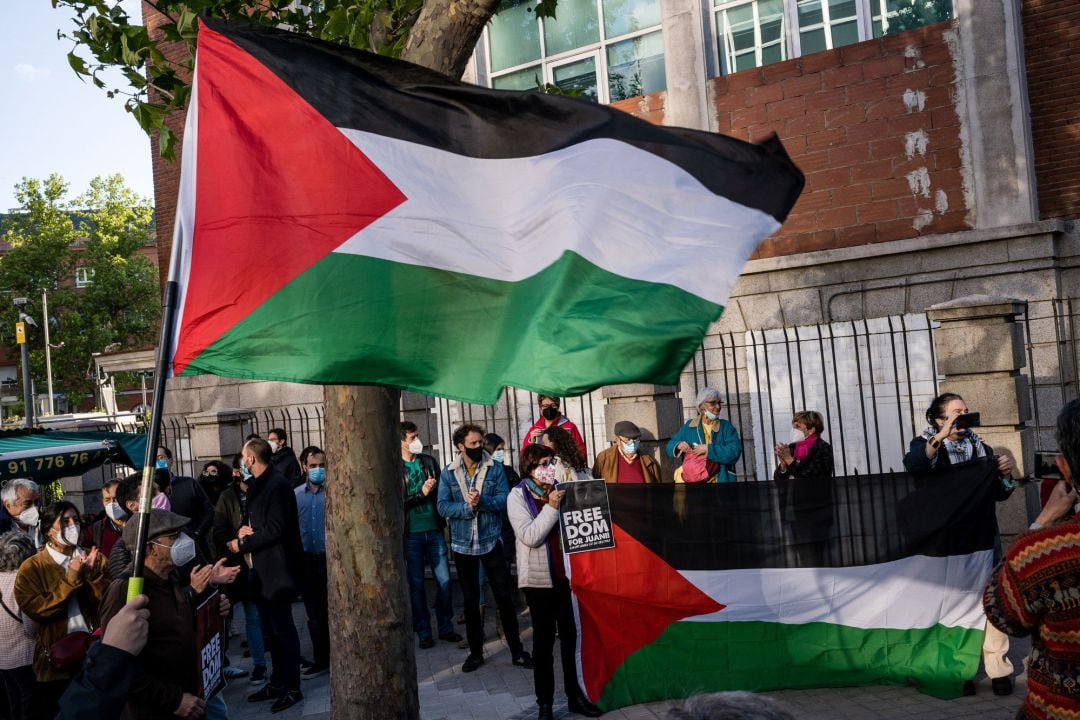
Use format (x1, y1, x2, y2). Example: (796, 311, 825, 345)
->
(195, 590, 226, 700)
(560, 480, 616, 554)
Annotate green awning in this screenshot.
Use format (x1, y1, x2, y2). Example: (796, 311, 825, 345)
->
(0, 430, 147, 483)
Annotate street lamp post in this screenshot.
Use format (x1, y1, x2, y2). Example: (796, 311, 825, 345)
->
(13, 297, 33, 428)
(42, 290, 54, 416)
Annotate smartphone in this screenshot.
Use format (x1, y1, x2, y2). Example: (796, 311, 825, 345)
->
(1034, 451, 1062, 480)
(954, 412, 981, 430)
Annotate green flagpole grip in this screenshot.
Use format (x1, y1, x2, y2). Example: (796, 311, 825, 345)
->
(126, 576, 145, 602)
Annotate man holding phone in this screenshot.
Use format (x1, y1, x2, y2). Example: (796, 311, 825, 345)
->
(985, 399, 1080, 718)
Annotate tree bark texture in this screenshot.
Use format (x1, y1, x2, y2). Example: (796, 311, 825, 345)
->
(325, 385, 418, 719)
(401, 0, 501, 77)
(325, 8, 502, 717)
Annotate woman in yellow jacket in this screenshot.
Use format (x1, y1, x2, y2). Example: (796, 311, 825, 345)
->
(14, 501, 108, 720)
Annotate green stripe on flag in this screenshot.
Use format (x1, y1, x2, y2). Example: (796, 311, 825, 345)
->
(597, 620, 983, 709)
(180, 251, 722, 403)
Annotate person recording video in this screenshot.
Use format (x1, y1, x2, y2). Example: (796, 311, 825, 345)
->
(902, 392, 1017, 698)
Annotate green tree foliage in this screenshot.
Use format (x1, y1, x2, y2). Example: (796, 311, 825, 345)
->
(53, 0, 557, 158)
(0, 174, 158, 410)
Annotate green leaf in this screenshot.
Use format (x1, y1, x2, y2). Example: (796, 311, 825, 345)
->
(534, 0, 558, 20)
(66, 52, 90, 76)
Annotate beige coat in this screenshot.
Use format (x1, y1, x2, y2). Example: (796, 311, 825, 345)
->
(507, 486, 561, 589)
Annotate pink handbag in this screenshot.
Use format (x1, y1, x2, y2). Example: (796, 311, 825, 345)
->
(681, 453, 719, 483)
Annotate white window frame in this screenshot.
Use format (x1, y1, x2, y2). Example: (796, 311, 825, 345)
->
(483, 0, 664, 104)
(716, 0, 788, 75)
(75, 267, 94, 288)
(547, 48, 606, 102)
(711, 0, 951, 76)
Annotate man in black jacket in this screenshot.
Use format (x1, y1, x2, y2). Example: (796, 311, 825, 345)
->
(230, 437, 304, 712)
(157, 446, 214, 559)
(401, 422, 461, 649)
(267, 428, 303, 487)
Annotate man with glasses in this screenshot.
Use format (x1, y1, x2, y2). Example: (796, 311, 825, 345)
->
(985, 398, 1080, 716)
(521, 396, 587, 461)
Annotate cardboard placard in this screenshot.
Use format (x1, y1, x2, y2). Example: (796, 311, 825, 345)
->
(560, 480, 616, 554)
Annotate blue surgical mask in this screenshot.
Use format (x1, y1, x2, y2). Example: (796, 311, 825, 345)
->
(621, 440, 639, 454)
(492, 449, 505, 464)
(240, 460, 253, 481)
(308, 467, 326, 485)
(704, 410, 719, 421)
(155, 459, 169, 470)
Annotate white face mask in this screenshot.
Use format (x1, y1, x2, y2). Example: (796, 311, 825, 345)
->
(491, 449, 506, 464)
(17, 506, 39, 528)
(269, 440, 280, 453)
(407, 438, 423, 455)
(104, 501, 125, 523)
(153, 532, 197, 567)
(790, 428, 806, 443)
(60, 524, 81, 547)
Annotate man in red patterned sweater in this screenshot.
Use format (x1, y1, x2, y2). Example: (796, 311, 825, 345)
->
(984, 398, 1080, 719)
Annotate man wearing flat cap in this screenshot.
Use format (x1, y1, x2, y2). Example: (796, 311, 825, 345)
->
(100, 509, 237, 720)
(592, 420, 662, 484)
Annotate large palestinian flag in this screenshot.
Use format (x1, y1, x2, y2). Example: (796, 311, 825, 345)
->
(166, 19, 803, 403)
(568, 459, 1002, 707)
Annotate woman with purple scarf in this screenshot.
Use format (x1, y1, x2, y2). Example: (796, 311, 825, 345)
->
(507, 445, 602, 720)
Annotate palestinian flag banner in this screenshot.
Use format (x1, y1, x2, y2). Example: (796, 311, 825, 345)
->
(166, 19, 804, 403)
(567, 459, 1002, 708)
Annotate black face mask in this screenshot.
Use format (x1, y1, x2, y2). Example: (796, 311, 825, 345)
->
(464, 446, 484, 463)
(541, 406, 560, 421)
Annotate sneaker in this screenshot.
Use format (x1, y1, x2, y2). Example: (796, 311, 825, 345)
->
(303, 664, 329, 678)
(271, 690, 303, 714)
(249, 665, 269, 686)
(247, 684, 283, 702)
(418, 637, 436, 649)
(462, 654, 484, 673)
(439, 631, 463, 643)
(992, 677, 1013, 696)
(224, 666, 249, 680)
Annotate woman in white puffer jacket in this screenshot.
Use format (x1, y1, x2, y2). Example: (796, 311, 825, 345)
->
(507, 445, 602, 720)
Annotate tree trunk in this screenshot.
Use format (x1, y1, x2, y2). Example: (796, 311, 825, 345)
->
(326, 7, 503, 718)
(325, 385, 418, 719)
(401, 0, 501, 77)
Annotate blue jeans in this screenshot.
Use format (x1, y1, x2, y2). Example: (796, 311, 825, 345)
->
(242, 600, 266, 667)
(204, 693, 229, 720)
(406, 530, 454, 639)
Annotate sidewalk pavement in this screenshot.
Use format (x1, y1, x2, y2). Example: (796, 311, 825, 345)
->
(222, 602, 1026, 719)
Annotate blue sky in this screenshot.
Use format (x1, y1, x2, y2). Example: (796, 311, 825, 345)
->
(1, 2, 155, 211)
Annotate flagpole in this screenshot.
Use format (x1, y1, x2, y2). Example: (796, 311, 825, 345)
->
(126, 279, 179, 601)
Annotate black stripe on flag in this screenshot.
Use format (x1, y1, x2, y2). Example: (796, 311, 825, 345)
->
(606, 458, 1001, 570)
(200, 18, 805, 224)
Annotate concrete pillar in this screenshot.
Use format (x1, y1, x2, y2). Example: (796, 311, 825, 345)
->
(926, 295, 1037, 539)
(952, 0, 1038, 228)
(601, 384, 685, 480)
(186, 408, 256, 462)
(659, 0, 711, 131)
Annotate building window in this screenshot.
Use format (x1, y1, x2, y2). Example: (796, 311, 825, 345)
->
(712, 0, 952, 75)
(483, 0, 665, 104)
(75, 267, 94, 288)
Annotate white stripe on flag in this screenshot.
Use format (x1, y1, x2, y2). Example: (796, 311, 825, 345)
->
(680, 550, 993, 630)
(334, 130, 780, 307)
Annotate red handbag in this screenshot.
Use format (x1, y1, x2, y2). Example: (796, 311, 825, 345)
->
(47, 628, 102, 672)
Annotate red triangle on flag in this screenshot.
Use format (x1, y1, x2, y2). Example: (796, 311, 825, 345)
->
(172, 22, 407, 374)
(570, 523, 724, 703)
